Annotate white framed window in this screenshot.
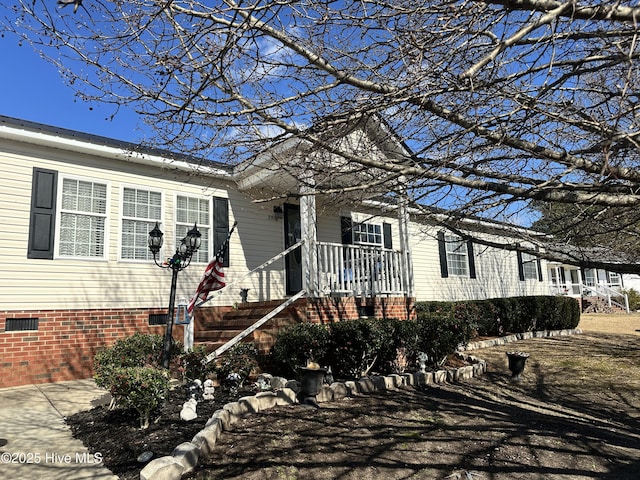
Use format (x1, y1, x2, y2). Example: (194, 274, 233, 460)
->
(353, 222, 382, 245)
(608, 271, 622, 287)
(176, 195, 210, 263)
(121, 187, 162, 261)
(444, 234, 469, 276)
(58, 177, 108, 258)
(521, 252, 538, 280)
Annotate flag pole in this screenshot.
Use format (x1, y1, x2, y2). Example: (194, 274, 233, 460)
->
(184, 221, 237, 351)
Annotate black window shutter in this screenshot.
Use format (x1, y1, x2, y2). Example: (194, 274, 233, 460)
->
(383, 222, 392, 249)
(437, 231, 448, 278)
(517, 251, 525, 281)
(213, 197, 230, 267)
(467, 240, 477, 279)
(340, 216, 353, 245)
(536, 259, 543, 282)
(28, 168, 58, 259)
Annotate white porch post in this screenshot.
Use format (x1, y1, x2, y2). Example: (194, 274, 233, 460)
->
(398, 193, 414, 297)
(300, 185, 319, 297)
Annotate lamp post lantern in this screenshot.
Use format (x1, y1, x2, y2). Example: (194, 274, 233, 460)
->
(148, 222, 201, 368)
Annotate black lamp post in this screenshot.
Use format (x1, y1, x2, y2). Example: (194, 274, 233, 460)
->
(148, 222, 201, 369)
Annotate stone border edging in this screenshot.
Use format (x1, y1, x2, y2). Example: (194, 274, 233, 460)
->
(460, 328, 582, 351)
(140, 327, 581, 480)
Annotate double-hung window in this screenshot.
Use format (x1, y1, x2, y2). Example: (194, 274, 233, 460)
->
(353, 222, 382, 246)
(59, 178, 107, 258)
(121, 187, 162, 260)
(437, 231, 476, 278)
(176, 195, 210, 263)
(445, 234, 468, 276)
(521, 252, 538, 280)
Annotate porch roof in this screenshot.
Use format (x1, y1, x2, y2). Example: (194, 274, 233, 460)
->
(232, 114, 412, 197)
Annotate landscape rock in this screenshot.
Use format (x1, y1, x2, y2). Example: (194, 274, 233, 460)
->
(140, 456, 184, 480)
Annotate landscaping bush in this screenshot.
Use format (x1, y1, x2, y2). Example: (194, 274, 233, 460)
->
(623, 288, 640, 311)
(93, 333, 175, 429)
(179, 345, 217, 382)
(415, 295, 580, 338)
(327, 318, 389, 379)
(108, 366, 169, 429)
(415, 311, 473, 368)
(373, 317, 420, 374)
(269, 322, 331, 377)
(216, 342, 259, 388)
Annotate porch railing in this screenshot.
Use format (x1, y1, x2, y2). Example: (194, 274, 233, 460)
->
(317, 242, 406, 296)
(582, 283, 629, 313)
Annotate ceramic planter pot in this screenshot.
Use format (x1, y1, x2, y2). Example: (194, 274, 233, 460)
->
(506, 351, 529, 381)
(297, 366, 327, 407)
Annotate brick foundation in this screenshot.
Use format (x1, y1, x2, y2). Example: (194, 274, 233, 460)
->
(1, 296, 416, 388)
(306, 296, 416, 324)
(0, 308, 178, 388)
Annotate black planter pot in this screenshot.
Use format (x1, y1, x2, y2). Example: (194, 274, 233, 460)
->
(506, 352, 529, 381)
(297, 366, 326, 408)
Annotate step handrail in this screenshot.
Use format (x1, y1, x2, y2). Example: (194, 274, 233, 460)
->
(205, 289, 307, 363)
(583, 284, 629, 312)
(193, 240, 305, 310)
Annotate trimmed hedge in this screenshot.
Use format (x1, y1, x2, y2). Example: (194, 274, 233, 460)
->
(267, 296, 580, 380)
(416, 295, 580, 336)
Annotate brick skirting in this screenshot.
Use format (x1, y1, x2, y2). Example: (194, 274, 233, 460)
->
(0, 308, 176, 388)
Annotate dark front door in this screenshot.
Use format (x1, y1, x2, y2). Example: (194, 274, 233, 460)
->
(284, 203, 303, 294)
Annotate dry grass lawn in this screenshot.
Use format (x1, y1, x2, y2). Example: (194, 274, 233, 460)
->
(578, 312, 640, 335)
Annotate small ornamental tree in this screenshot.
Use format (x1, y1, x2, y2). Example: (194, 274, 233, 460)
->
(93, 333, 173, 429)
(108, 366, 169, 429)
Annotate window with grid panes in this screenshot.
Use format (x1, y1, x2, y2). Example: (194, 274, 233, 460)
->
(59, 178, 107, 258)
(176, 196, 210, 263)
(352, 222, 382, 245)
(445, 234, 468, 276)
(121, 187, 162, 260)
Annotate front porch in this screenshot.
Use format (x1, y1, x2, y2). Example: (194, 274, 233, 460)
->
(547, 264, 629, 313)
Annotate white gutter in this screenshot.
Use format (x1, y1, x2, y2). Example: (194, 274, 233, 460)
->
(0, 123, 231, 179)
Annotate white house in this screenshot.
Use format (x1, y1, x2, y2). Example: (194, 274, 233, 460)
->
(0, 115, 628, 387)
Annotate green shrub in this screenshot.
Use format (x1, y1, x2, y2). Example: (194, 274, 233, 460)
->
(415, 311, 474, 368)
(373, 318, 419, 374)
(179, 346, 216, 382)
(327, 318, 388, 379)
(269, 323, 331, 377)
(216, 342, 259, 388)
(93, 333, 175, 429)
(108, 366, 169, 429)
(623, 288, 640, 311)
(94, 332, 165, 398)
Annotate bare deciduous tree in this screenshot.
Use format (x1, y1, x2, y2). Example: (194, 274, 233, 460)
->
(2, 0, 640, 270)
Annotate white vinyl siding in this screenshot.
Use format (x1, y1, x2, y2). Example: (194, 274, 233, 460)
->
(121, 187, 162, 261)
(176, 195, 210, 263)
(445, 234, 468, 276)
(58, 177, 107, 258)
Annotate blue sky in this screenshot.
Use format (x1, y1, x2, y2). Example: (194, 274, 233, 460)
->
(0, 35, 147, 143)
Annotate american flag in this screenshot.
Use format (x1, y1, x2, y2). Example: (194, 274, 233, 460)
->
(187, 221, 237, 315)
(187, 255, 226, 315)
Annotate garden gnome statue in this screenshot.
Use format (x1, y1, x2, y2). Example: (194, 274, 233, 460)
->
(180, 398, 198, 421)
(417, 352, 428, 373)
(202, 379, 215, 400)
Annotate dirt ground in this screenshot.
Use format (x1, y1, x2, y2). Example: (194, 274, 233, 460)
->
(69, 314, 640, 479)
